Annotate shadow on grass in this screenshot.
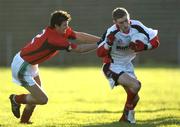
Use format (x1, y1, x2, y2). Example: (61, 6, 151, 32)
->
(83, 116, 180, 127)
(31, 116, 180, 127)
(31, 108, 180, 127)
(39, 116, 180, 127)
(69, 107, 180, 114)
(67, 108, 180, 127)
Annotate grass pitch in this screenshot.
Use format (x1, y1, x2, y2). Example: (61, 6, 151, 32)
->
(0, 66, 180, 127)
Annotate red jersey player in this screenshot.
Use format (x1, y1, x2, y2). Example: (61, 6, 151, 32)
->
(9, 10, 100, 124)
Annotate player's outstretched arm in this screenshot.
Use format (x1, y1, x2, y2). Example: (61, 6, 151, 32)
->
(75, 31, 100, 43)
(71, 43, 97, 53)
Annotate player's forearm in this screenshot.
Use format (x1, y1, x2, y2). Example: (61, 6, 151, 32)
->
(75, 32, 100, 43)
(73, 43, 97, 53)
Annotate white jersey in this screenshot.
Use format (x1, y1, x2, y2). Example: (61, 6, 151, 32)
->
(99, 19, 158, 65)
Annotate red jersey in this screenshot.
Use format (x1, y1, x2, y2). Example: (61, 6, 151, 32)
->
(20, 27, 77, 65)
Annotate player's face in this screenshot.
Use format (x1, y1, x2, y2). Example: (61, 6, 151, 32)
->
(114, 15, 130, 33)
(56, 21, 69, 34)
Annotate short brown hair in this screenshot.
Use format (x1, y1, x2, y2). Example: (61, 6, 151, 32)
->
(112, 7, 130, 20)
(50, 10, 71, 28)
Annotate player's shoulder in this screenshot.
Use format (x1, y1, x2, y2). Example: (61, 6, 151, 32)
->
(46, 26, 55, 33)
(65, 27, 74, 35)
(130, 19, 144, 26)
(106, 24, 118, 34)
(46, 26, 64, 37)
(45, 26, 55, 35)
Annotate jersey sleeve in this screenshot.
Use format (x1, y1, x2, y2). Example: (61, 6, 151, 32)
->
(131, 20, 158, 40)
(138, 21, 160, 49)
(49, 36, 69, 48)
(47, 27, 77, 51)
(65, 27, 77, 40)
(97, 30, 110, 57)
(97, 25, 118, 57)
(49, 37, 77, 51)
(131, 20, 160, 49)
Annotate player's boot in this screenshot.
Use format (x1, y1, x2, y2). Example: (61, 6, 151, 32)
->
(119, 110, 136, 124)
(9, 94, 21, 118)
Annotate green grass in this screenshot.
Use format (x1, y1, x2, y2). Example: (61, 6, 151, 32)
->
(0, 67, 180, 127)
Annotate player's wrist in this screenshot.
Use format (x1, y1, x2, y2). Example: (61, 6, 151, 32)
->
(146, 43, 152, 50)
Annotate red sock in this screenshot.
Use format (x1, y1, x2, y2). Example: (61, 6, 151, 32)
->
(15, 94, 27, 104)
(132, 95, 139, 109)
(20, 106, 35, 123)
(125, 89, 137, 110)
(120, 89, 138, 121)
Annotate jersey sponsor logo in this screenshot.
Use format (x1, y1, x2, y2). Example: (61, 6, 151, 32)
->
(116, 45, 129, 50)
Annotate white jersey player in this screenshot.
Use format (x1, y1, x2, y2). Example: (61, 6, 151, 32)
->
(97, 7, 159, 124)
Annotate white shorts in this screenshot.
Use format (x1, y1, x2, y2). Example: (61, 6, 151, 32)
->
(110, 63, 136, 79)
(11, 52, 39, 86)
(103, 62, 137, 89)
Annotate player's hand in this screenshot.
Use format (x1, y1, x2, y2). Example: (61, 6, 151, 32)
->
(129, 40, 147, 52)
(106, 30, 118, 46)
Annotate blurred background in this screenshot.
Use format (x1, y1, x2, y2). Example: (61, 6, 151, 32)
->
(0, 0, 180, 66)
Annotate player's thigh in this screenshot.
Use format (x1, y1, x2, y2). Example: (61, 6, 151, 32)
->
(24, 84, 47, 101)
(118, 73, 138, 88)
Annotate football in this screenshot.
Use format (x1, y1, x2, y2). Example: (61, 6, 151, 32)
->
(131, 33, 149, 44)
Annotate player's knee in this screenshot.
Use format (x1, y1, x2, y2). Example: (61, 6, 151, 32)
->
(40, 97, 48, 105)
(26, 104, 36, 110)
(38, 96, 48, 105)
(136, 95, 140, 102)
(133, 80, 141, 93)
